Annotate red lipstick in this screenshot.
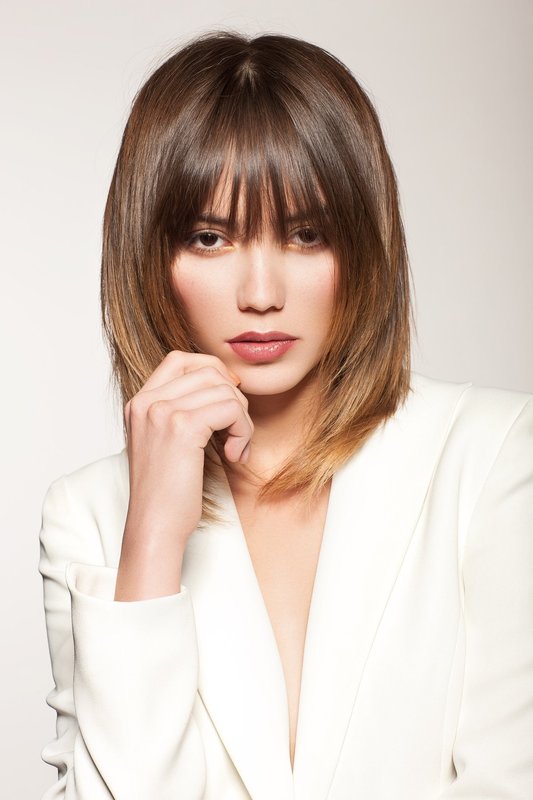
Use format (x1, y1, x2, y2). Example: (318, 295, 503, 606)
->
(227, 331, 297, 363)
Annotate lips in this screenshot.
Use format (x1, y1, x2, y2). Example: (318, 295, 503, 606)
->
(227, 330, 298, 363)
(227, 330, 297, 342)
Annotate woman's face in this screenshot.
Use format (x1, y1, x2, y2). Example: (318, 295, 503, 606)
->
(170, 179, 337, 398)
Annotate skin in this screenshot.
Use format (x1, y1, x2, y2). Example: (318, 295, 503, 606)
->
(170, 178, 338, 490)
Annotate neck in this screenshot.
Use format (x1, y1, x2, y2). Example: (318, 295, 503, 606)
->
(224, 369, 320, 491)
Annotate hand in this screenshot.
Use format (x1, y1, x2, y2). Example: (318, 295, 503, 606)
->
(123, 350, 253, 550)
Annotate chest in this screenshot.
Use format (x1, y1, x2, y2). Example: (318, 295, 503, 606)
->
(232, 482, 332, 769)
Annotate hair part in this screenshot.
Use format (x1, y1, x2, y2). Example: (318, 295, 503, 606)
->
(101, 28, 416, 525)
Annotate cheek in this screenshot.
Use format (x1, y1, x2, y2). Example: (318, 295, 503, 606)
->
(171, 269, 208, 318)
(314, 266, 337, 334)
(172, 281, 194, 316)
(171, 269, 230, 335)
(298, 264, 337, 318)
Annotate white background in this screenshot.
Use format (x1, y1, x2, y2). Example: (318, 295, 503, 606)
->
(1, 0, 531, 795)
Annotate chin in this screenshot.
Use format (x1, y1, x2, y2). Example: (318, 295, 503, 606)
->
(239, 371, 311, 396)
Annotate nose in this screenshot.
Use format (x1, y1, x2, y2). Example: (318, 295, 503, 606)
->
(236, 241, 285, 313)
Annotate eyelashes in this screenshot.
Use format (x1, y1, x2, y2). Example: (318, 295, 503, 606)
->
(184, 226, 326, 255)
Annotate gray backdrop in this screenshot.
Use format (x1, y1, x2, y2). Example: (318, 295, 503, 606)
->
(1, 0, 531, 796)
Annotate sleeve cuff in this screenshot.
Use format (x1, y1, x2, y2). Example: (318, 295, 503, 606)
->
(65, 561, 190, 604)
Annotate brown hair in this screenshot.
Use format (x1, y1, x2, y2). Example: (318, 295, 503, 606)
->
(100, 28, 416, 525)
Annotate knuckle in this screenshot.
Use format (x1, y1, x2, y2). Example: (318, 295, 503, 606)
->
(169, 410, 203, 446)
(169, 408, 189, 434)
(198, 365, 217, 379)
(146, 398, 167, 424)
(230, 387, 248, 409)
(206, 353, 225, 368)
(226, 397, 242, 412)
(128, 395, 145, 419)
(221, 383, 237, 399)
(165, 350, 184, 365)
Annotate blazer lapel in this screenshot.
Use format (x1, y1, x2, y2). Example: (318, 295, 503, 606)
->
(292, 373, 472, 800)
(180, 372, 472, 800)
(181, 482, 295, 800)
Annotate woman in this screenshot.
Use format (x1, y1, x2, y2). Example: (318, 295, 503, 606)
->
(38, 29, 533, 800)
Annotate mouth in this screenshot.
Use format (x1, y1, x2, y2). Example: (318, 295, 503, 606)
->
(227, 330, 297, 343)
(227, 334, 297, 363)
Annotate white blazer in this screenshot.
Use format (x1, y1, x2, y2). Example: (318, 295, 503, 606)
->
(38, 370, 533, 800)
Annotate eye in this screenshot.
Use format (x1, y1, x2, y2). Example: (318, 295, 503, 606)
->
(185, 230, 230, 254)
(289, 226, 325, 250)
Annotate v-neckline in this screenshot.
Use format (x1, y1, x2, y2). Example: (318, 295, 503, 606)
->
(215, 463, 341, 774)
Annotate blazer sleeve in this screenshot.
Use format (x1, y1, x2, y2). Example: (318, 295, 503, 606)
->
(38, 473, 207, 800)
(438, 395, 533, 798)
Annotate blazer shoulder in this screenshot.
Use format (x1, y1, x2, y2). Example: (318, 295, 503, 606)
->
(45, 447, 129, 508)
(40, 448, 129, 570)
(410, 369, 533, 426)
(409, 370, 533, 476)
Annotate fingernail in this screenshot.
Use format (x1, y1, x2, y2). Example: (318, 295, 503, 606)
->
(229, 370, 241, 385)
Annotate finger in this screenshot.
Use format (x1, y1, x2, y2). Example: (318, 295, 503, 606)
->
(170, 397, 252, 461)
(139, 367, 248, 412)
(149, 384, 253, 435)
(142, 351, 240, 393)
